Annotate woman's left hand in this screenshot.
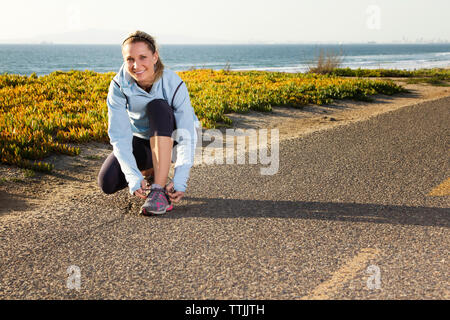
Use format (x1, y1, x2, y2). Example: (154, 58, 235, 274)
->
(165, 182, 185, 203)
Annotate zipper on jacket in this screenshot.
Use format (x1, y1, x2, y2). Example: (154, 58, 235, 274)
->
(112, 79, 130, 110)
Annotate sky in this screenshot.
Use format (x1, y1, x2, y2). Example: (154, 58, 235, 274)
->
(0, 0, 449, 44)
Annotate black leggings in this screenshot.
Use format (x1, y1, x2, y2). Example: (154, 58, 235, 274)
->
(98, 99, 175, 195)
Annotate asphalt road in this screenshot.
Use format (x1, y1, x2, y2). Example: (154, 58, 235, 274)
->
(1, 96, 449, 300)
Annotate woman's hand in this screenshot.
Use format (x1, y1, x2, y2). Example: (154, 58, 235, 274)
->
(133, 179, 149, 199)
(165, 182, 185, 203)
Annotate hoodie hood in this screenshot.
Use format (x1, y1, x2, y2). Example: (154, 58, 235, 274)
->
(113, 63, 133, 88)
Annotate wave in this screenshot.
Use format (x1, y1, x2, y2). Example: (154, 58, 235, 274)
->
(176, 60, 450, 73)
(435, 52, 450, 56)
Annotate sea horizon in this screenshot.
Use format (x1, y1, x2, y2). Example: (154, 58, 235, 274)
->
(1, 43, 449, 76)
(3, 42, 450, 44)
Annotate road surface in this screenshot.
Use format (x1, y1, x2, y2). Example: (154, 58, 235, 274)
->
(1, 96, 449, 300)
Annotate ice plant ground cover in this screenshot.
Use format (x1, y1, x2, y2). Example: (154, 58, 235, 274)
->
(0, 69, 407, 172)
(331, 67, 450, 79)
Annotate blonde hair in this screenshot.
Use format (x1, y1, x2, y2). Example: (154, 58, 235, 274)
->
(122, 30, 165, 83)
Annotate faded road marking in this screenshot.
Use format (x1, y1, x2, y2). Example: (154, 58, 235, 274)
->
(300, 248, 381, 300)
(428, 178, 450, 196)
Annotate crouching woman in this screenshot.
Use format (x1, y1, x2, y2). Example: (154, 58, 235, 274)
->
(98, 30, 198, 215)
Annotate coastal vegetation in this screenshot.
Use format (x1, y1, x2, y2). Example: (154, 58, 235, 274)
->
(180, 69, 406, 127)
(331, 67, 450, 87)
(330, 67, 450, 79)
(1, 69, 408, 171)
(306, 48, 344, 75)
(306, 47, 449, 86)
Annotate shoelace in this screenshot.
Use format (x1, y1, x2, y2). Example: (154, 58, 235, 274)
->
(148, 187, 171, 204)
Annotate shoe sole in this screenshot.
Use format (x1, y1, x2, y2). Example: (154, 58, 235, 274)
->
(141, 204, 173, 216)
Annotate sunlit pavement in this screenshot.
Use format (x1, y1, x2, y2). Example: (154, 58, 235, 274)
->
(1, 97, 449, 299)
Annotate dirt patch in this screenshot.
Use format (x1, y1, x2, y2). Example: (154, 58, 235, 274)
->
(224, 80, 450, 141)
(0, 142, 113, 217)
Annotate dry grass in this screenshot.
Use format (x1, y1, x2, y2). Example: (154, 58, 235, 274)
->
(307, 48, 344, 75)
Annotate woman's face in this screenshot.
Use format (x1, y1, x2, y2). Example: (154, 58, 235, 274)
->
(122, 41, 159, 86)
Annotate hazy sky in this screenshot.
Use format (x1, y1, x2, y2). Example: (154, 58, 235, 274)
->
(0, 0, 449, 44)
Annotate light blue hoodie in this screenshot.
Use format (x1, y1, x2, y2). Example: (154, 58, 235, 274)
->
(107, 63, 199, 195)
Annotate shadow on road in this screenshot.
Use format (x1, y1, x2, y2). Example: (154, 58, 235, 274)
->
(159, 197, 450, 228)
(0, 189, 36, 216)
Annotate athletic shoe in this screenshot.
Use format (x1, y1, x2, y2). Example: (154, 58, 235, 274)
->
(140, 186, 173, 216)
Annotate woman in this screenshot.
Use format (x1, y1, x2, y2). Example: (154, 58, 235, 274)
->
(98, 30, 199, 216)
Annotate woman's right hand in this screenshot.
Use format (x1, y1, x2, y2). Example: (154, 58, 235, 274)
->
(133, 179, 149, 199)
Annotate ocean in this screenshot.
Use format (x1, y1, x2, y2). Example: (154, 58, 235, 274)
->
(1, 43, 449, 76)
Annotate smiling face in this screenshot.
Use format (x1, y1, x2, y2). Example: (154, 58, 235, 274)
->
(122, 41, 159, 89)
